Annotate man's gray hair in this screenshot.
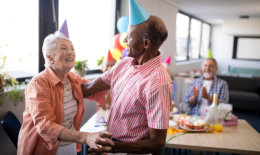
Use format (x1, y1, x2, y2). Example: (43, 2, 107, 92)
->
(42, 31, 71, 67)
(201, 58, 218, 69)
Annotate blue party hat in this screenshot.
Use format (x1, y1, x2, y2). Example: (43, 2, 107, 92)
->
(59, 20, 70, 38)
(129, 0, 150, 25)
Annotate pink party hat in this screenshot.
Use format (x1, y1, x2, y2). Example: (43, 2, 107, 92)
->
(59, 20, 70, 38)
(163, 56, 171, 65)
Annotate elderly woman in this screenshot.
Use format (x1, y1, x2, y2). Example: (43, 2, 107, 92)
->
(17, 31, 114, 155)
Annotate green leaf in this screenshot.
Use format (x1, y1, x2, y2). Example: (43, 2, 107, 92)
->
(97, 56, 104, 67)
(74, 59, 89, 71)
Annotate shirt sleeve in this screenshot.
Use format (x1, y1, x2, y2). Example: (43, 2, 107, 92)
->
(146, 83, 173, 129)
(26, 78, 64, 150)
(218, 80, 229, 103)
(100, 58, 128, 86)
(101, 66, 115, 86)
(76, 74, 107, 106)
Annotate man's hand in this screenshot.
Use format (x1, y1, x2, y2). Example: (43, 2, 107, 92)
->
(107, 128, 167, 154)
(86, 131, 114, 153)
(188, 84, 199, 105)
(192, 84, 200, 97)
(58, 128, 114, 154)
(201, 86, 214, 103)
(201, 86, 209, 99)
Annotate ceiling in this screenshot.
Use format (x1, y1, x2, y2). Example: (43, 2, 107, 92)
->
(166, 0, 260, 25)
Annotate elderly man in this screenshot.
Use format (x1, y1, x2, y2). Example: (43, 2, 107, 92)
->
(81, 0, 173, 154)
(185, 58, 229, 116)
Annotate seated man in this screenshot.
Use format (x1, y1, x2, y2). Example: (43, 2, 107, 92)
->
(185, 58, 229, 116)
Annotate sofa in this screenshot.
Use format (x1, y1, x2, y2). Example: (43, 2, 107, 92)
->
(217, 74, 260, 112)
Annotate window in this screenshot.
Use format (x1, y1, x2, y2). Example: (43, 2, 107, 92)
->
(59, 0, 116, 69)
(233, 36, 260, 61)
(176, 13, 189, 61)
(0, 0, 38, 78)
(176, 12, 211, 61)
(189, 18, 201, 59)
(200, 23, 211, 58)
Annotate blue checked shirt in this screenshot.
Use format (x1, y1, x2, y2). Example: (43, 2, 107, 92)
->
(185, 76, 229, 115)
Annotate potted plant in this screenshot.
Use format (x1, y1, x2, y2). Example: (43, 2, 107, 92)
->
(74, 59, 89, 77)
(0, 55, 24, 106)
(0, 56, 7, 92)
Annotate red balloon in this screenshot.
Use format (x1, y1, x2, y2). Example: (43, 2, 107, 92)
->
(113, 34, 124, 52)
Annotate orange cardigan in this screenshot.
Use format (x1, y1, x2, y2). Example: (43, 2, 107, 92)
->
(17, 67, 104, 155)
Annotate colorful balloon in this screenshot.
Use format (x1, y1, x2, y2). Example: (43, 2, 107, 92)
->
(113, 34, 124, 51)
(119, 32, 127, 48)
(110, 48, 122, 61)
(117, 16, 129, 34)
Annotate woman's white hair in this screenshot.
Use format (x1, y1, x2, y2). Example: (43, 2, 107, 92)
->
(42, 31, 71, 67)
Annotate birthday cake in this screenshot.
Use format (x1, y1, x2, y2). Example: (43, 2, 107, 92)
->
(177, 115, 207, 130)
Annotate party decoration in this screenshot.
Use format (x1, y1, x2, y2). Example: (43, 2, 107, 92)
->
(59, 20, 70, 38)
(107, 50, 114, 61)
(113, 34, 124, 52)
(122, 48, 127, 58)
(117, 16, 129, 34)
(162, 56, 171, 75)
(129, 0, 150, 25)
(207, 49, 214, 59)
(163, 56, 171, 65)
(119, 32, 127, 48)
(110, 48, 122, 61)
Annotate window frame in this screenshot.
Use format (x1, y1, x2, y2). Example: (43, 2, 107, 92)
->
(176, 11, 212, 62)
(232, 36, 260, 61)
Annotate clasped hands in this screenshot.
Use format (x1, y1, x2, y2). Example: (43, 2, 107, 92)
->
(190, 84, 210, 104)
(85, 131, 114, 154)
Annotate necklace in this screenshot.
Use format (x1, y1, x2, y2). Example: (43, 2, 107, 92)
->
(61, 77, 69, 85)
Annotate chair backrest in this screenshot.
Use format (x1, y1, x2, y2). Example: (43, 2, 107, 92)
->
(0, 125, 17, 154)
(172, 81, 177, 101)
(1, 111, 21, 148)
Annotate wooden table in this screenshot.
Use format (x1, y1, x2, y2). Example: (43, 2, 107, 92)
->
(81, 110, 260, 155)
(166, 120, 260, 155)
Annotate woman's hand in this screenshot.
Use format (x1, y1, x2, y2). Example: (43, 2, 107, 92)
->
(58, 128, 114, 153)
(85, 131, 114, 153)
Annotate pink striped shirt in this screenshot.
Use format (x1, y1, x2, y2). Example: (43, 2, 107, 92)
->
(101, 54, 173, 142)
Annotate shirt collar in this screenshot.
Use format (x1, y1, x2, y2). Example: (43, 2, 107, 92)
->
(45, 67, 61, 86)
(130, 52, 161, 76)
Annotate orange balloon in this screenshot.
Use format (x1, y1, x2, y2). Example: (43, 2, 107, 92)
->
(113, 34, 124, 51)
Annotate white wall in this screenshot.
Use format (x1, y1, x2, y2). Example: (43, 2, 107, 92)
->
(212, 19, 260, 73)
(120, 0, 203, 75)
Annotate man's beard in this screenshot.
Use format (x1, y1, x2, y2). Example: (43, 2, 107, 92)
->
(203, 72, 212, 79)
